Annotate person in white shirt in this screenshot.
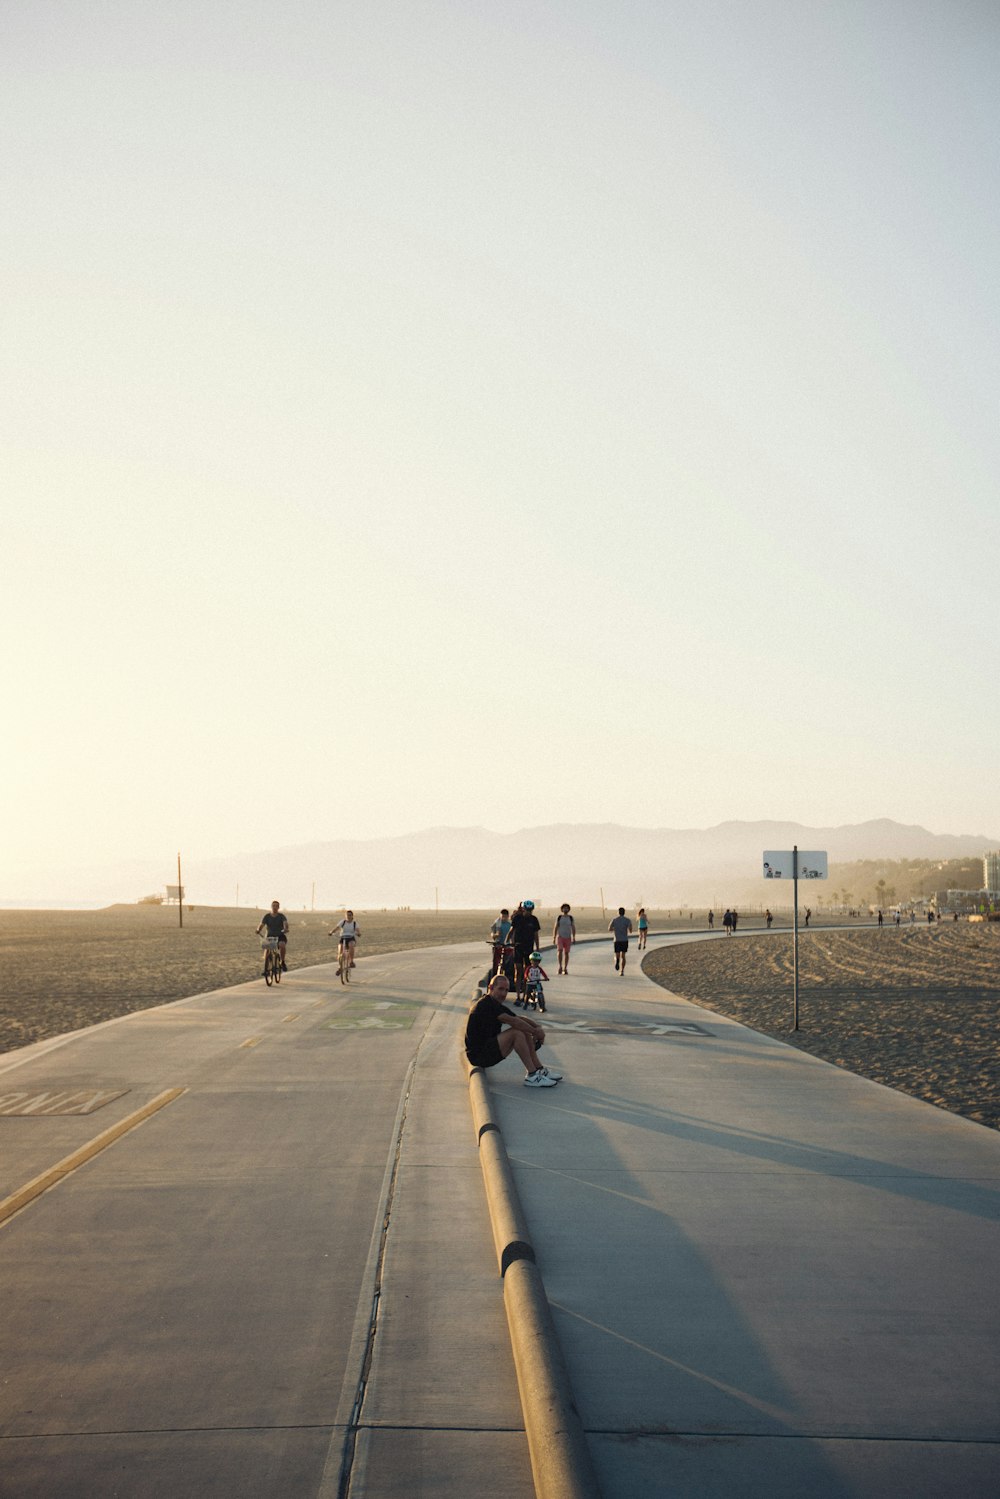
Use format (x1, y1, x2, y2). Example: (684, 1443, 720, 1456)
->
(329, 910, 361, 968)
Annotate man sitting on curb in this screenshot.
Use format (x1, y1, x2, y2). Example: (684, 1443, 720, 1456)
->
(465, 973, 563, 1088)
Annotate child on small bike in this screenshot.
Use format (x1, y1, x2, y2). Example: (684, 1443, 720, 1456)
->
(516, 951, 549, 1012)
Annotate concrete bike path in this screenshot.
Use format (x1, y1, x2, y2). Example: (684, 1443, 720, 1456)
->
(485, 931, 1000, 1498)
(0, 942, 534, 1499)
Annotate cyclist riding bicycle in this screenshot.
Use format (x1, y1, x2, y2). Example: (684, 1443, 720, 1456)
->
(329, 909, 361, 969)
(256, 900, 289, 974)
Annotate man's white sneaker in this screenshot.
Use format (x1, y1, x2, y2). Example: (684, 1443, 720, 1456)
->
(524, 1070, 558, 1087)
(540, 1066, 563, 1080)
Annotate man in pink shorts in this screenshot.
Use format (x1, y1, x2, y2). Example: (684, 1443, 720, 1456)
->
(552, 903, 576, 975)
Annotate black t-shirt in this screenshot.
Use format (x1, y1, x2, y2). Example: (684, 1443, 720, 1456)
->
(465, 993, 515, 1058)
(259, 911, 287, 939)
(509, 911, 540, 949)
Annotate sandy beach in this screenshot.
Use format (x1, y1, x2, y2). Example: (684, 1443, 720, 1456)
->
(643, 924, 1000, 1132)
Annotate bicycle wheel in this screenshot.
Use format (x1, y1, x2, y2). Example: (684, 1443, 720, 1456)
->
(264, 950, 274, 986)
(339, 948, 350, 985)
(273, 951, 281, 984)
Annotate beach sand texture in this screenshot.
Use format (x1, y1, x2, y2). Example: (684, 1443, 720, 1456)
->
(644, 924, 1000, 1132)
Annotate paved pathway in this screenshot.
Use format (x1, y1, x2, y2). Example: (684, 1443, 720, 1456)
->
(2, 929, 998, 1497)
(0, 942, 530, 1499)
(488, 931, 1000, 1496)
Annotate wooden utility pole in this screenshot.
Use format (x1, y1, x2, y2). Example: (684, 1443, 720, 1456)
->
(178, 852, 183, 929)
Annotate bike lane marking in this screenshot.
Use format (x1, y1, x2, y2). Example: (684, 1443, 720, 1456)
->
(324, 998, 421, 1031)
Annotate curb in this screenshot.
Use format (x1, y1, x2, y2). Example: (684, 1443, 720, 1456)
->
(465, 1032, 602, 1499)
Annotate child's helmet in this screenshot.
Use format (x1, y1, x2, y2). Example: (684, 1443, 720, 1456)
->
(523, 899, 535, 909)
(530, 951, 542, 962)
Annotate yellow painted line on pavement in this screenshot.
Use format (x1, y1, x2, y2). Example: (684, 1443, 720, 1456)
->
(282, 1013, 299, 1023)
(240, 1036, 262, 1049)
(0, 1088, 187, 1230)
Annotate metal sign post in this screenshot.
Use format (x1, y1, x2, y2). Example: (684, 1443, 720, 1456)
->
(792, 846, 799, 1031)
(763, 848, 828, 1031)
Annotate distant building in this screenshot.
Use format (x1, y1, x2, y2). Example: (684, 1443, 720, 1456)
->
(984, 851, 1000, 894)
(935, 888, 986, 914)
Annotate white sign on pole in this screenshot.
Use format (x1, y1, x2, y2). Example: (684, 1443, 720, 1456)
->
(762, 851, 828, 880)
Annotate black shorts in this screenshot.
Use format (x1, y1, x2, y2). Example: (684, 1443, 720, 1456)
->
(614, 940, 629, 954)
(466, 1038, 504, 1069)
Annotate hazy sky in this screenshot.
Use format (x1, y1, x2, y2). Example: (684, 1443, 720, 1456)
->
(4, 2, 999, 894)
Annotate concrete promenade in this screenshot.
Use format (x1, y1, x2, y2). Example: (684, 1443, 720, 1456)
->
(488, 932, 1000, 1496)
(0, 930, 998, 1496)
(0, 941, 530, 1498)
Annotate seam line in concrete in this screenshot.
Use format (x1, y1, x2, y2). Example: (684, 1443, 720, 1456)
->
(317, 1049, 420, 1499)
(582, 1429, 1000, 1446)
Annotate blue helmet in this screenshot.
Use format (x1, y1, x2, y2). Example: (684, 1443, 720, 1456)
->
(523, 899, 535, 910)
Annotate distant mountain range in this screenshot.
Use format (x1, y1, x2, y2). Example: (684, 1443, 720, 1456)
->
(8, 819, 998, 910)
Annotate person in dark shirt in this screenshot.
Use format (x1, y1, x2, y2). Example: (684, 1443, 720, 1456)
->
(508, 900, 541, 997)
(256, 900, 289, 974)
(608, 907, 633, 974)
(465, 974, 561, 1087)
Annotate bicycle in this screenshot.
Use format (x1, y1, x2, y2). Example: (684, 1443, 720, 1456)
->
(262, 940, 282, 986)
(486, 939, 516, 988)
(337, 940, 354, 986)
(511, 947, 533, 1003)
(522, 975, 546, 1012)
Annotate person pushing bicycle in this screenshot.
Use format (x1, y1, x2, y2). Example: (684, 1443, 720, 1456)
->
(489, 907, 514, 976)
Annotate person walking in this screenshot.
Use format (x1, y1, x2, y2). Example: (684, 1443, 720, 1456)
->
(609, 907, 633, 974)
(765, 909, 773, 929)
(708, 909, 714, 929)
(722, 908, 733, 935)
(509, 900, 541, 997)
(731, 908, 739, 934)
(552, 903, 576, 974)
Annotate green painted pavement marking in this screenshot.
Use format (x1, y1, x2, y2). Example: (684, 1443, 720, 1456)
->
(324, 999, 421, 1031)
